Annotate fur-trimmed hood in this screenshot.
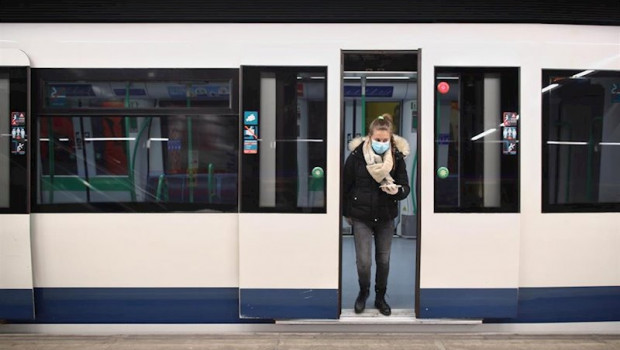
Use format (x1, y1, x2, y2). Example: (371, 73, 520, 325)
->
(348, 135, 410, 158)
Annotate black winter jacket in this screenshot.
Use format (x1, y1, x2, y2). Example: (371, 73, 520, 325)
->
(343, 139, 410, 223)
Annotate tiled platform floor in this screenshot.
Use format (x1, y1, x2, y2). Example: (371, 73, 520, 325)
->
(1, 333, 619, 350)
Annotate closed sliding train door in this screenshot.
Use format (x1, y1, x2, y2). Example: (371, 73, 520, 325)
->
(0, 50, 34, 320)
(421, 67, 521, 318)
(238, 66, 339, 319)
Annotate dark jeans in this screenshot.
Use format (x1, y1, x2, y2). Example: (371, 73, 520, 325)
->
(352, 218, 394, 291)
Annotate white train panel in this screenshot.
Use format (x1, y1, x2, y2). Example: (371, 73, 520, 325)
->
(519, 214, 620, 287)
(31, 214, 239, 287)
(238, 214, 338, 289)
(420, 214, 520, 288)
(0, 215, 32, 289)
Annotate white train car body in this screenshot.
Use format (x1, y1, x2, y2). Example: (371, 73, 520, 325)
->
(0, 23, 618, 325)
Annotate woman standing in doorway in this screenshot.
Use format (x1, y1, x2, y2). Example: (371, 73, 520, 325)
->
(343, 114, 410, 316)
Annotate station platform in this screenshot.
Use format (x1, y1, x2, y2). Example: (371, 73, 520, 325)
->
(1, 332, 619, 349)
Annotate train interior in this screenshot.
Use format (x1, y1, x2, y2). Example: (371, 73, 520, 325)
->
(37, 80, 238, 207)
(341, 52, 418, 315)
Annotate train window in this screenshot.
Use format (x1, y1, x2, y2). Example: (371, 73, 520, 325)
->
(0, 68, 28, 214)
(45, 81, 232, 110)
(542, 69, 620, 212)
(0, 75, 9, 208)
(32, 69, 239, 213)
(240, 67, 327, 213)
(434, 67, 520, 213)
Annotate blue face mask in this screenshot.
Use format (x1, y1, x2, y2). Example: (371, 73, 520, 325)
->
(371, 140, 390, 154)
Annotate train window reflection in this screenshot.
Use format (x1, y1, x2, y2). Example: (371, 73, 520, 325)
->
(45, 81, 232, 109)
(37, 115, 238, 209)
(434, 67, 520, 213)
(33, 68, 239, 212)
(241, 67, 327, 213)
(0, 77, 9, 208)
(542, 69, 620, 212)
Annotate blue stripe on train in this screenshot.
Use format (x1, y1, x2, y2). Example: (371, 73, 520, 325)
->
(420, 286, 620, 322)
(5, 286, 618, 323)
(487, 286, 620, 323)
(0, 289, 34, 320)
(28, 288, 337, 323)
(240, 288, 339, 319)
(29, 288, 264, 324)
(419, 288, 519, 318)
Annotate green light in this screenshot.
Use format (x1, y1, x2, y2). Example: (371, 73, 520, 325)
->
(437, 167, 449, 179)
(312, 166, 324, 178)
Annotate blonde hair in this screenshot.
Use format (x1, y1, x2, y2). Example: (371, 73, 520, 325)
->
(368, 113, 394, 136)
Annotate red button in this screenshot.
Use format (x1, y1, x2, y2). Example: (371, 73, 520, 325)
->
(437, 82, 450, 94)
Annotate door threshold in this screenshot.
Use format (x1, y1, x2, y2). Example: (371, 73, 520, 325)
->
(276, 309, 482, 325)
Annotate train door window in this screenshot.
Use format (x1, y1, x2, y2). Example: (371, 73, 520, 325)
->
(32, 69, 239, 212)
(0, 68, 28, 213)
(542, 70, 620, 212)
(434, 67, 520, 212)
(0, 74, 9, 208)
(240, 67, 327, 213)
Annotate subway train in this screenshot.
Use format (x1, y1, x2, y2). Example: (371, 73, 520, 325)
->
(0, 23, 618, 330)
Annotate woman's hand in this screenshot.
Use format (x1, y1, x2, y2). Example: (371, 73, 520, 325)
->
(381, 183, 399, 195)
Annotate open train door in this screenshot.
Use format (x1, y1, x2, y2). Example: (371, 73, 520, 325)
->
(238, 66, 339, 319)
(0, 49, 34, 321)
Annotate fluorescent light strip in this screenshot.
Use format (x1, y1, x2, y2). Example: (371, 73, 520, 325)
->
(470, 128, 497, 141)
(476, 140, 520, 144)
(600, 142, 620, 146)
(84, 137, 136, 141)
(60, 40, 188, 44)
(58, 138, 70, 142)
(542, 83, 559, 93)
(149, 138, 169, 142)
(39, 138, 49, 142)
(547, 141, 588, 145)
(367, 76, 413, 80)
(343, 76, 414, 80)
(274, 139, 324, 143)
(572, 70, 595, 78)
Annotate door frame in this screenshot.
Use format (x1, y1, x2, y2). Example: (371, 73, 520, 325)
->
(0, 49, 35, 321)
(339, 49, 421, 317)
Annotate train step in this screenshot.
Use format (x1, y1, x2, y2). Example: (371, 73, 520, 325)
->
(276, 309, 482, 325)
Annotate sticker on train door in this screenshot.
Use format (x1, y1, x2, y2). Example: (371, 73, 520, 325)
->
(244, 111, 258, 125)
(243, 140, 258, 154)
(502, 112, 518, 127)
(502, 112, 518, 155)
(11, 140, 26, 155)
(10, 112, 27, 155)
(244, 125, 258, 140)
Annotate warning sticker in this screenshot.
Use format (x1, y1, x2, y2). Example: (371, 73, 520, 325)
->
(243, 140, 258, 154)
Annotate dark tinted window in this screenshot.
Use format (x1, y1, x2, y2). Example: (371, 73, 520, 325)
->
(240, 67, 327, 213)
(434, 67, 520, 212)
(45, 81, 232, 110)
(0, 68, 28, 214)
(33, 69, 239, 213)
(542, 69, 620, 212)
